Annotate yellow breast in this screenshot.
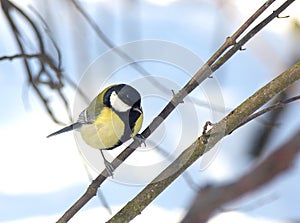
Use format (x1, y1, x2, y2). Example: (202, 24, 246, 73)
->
(80, 107, 125, 149)
(131, 113, 143, 138)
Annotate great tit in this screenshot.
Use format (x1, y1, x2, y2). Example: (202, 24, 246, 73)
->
(47, 84, 143, 176)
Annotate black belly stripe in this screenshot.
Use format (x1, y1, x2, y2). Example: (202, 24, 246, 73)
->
(104, 109, 141, 150)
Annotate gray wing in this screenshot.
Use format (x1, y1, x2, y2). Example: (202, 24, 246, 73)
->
(77, 98, 103, 124)
(47, 98, 103, 137)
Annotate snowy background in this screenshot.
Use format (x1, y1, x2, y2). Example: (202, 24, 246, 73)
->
(1, 0, 300, 222)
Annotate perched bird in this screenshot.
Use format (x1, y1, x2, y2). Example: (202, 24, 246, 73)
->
(47, 84, 143, 176)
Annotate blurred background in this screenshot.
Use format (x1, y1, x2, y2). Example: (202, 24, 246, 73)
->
(0, 0, 300, 222)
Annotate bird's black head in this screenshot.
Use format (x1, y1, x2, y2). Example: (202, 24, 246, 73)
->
(104, 84, 142, 113)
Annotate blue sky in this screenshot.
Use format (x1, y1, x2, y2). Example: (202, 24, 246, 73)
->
(1, 0, 300, 222)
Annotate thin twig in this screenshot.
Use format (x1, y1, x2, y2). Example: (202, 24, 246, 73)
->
(0, 53, 44, 61)
(0, 53, 61, 79)
(231, 95, 300, 134)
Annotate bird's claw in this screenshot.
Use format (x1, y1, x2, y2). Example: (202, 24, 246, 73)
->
(104, 160, 114, 177)
(134, 134, 146, 147)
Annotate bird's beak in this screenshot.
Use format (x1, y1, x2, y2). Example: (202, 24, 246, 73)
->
(133, 107, 142, 114)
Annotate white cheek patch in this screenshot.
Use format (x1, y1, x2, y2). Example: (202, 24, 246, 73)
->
(110, 91, 131, 112)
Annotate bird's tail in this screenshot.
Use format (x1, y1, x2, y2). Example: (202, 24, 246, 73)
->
(47, 122, 82, 138)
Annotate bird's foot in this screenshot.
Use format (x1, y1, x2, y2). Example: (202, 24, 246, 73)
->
(104, 160, 114, 177)
(134, 134, 146, 147)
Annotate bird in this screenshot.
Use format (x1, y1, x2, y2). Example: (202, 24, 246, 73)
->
(47, 84, 143, 176)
